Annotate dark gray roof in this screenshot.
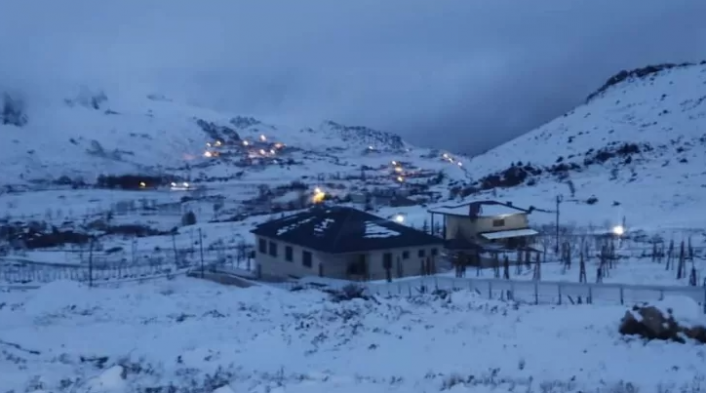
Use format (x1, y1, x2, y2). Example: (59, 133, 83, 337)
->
(251, 206, 444, 253)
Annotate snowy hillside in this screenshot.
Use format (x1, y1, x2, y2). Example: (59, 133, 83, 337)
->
(463, 61, 706, 229)
(2, 278, 705, 392)
(0, 88, 467, 187)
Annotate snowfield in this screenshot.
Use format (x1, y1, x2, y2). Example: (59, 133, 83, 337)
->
(2, 278, 706, 393)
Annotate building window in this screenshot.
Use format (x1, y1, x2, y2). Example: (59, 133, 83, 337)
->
(492, 219, 505, 227)
(431, 248, 438, 256)
(402, 250, 410, 260)
(285, 246, 293, 262)
(302, 251, 312, 268)
(418, 249, 426, 258)
(258, 238, 267, 253)
(269, 241, 277, 257)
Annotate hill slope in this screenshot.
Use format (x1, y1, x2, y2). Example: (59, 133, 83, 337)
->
(0, 89, 468, 189)
(463, 62, 706, 230)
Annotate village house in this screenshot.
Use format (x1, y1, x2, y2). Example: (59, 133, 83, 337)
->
(427, 200, 539, 266)
(250, 206, 444, 281)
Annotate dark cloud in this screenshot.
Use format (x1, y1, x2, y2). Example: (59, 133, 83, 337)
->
(2, 0, 706, 153)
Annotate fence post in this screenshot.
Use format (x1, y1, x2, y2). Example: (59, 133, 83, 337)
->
(534, 281, 539, 305)
(488, 281, 493, 299)
(88, 237, 95, 288)
(703, 287, 706, 315)
(659, 289, 664, 301)
(509, 281, 515, 301)
(557, 284, 562, 305)
(620, 286, 624, 305)
(588, 285, 593, 305)
(198, 228, 205, 278)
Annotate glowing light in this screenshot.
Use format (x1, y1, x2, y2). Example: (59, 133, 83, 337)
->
(214, 140, 222, 147)
(259, 149, 266, 155)
(206, 142, 212, 147)
(396, 176, 404, 183)
(391, 160, 398, 166)
(183, 182, 190, 188)
(269, 149, 276, 154)
(442, 153, 449, 158)
(312, 188, 326, 204)
(171, 182, 177, 187)
(394, 167, 403, 173)
(612, 225, 625, 236)
(260, 134, 267, 142)
(457, 162, 463, 167)
(203, 151, 213, 158)
(243, 140, 249, 146)
(139, 182, 146, 188)
(275, 142, 284, 149)
(393, 214, 405, 223)
(367, 145, 375, 150)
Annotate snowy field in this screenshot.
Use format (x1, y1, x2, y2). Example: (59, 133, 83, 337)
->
(1, 277, 706, 393)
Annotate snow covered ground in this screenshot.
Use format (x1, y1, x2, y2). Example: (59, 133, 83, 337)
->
(1, 277, 706, 393)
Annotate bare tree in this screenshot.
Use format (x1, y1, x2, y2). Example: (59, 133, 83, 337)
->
(676, 240, 686, 280)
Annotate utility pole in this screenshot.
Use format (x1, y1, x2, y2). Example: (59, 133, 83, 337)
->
(555, 194, 563, 254)
(88, 236, 95, 288)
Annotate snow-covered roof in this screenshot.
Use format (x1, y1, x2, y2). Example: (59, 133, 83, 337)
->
(480, 228, 539, 240)
(428, 201, 529, 218)
(252, 206, 442, 253)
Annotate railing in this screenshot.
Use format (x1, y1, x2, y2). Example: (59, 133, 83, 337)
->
(289, 276, 706, 313)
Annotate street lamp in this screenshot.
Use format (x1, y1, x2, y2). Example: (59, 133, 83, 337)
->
(612, 225, 625, 236)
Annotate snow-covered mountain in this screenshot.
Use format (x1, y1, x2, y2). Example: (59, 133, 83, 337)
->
(0, 88, 467, 189)
(461, 61, 706, 230)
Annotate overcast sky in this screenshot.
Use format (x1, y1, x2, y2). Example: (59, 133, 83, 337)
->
(2, 1, 706, 154)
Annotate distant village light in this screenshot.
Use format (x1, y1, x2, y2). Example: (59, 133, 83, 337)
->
(139, 182, 146, 188)
(312, 188, 326, 204)
(397, 176, 404, 183)
(260, 134, 267, 142)
(259, 149, 266, 155)
(368, 145, 375, 150)
(612, 225, 625, 236)
(394, 214, 405, 223)
(214, 140, 222, 147)
(243, 140, 249, 146)
(269, 149, 276, 154)
(204, 151, 213, 158)
(183, 182, 190, 188)
(275, 142, 284, 149)
(206, 142, 212, 147)
(457, 162, 463, 167)
(394, 166, 403, 173)
(391, 160, 397, 166)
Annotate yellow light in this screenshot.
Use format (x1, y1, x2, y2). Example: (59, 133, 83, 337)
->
(394, 167, 403, 173)
(312, 188, 326, 204)
(260, 134, 267, 142)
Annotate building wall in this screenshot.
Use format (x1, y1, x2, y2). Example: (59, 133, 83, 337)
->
(445, 213, 528, 239)
(254, 236, 442, 281)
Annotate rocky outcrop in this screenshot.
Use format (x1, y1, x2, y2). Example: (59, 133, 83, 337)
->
(619, 304, 706, 344)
